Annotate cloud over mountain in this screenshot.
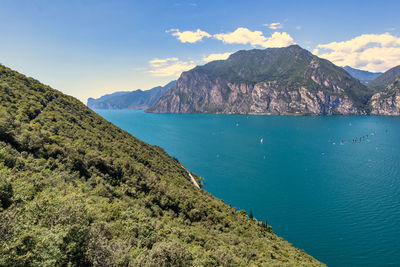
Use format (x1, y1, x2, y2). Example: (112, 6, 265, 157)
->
(214, 28, 294, 48)
(168, 27, 295, 48)
(313, 33, 400, 72)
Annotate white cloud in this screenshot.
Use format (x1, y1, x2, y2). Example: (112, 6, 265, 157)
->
(167, 28, 211, 43)
(313, 33, 400, 72)
(213, 27, 295, 48)
(149, 58, 196, 77)
(149, 57, 179, 67)
(296, 25, 302, 30)
(264, 22, 283, 30)
(149, 51, 236, 77)
(202, 52, 233, 62)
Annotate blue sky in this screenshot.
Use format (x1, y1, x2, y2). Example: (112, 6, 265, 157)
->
(1, 0, 400, 102)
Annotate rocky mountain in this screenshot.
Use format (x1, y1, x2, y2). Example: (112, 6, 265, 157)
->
(343, 66, 382, 84)
(368, 65, 400, 92)
(370, 74, 400, 115)
(147, 45, 373, 115)
(0, 64, 323, 266)
(87, 80, 175, 109)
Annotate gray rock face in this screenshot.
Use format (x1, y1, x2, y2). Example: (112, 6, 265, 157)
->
(147, 73, 361, 115)
(147, 46, 369, 115)
(370, 77, 400, 115)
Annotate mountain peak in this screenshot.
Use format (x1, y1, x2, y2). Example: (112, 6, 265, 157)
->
(147, 47, 371, 114)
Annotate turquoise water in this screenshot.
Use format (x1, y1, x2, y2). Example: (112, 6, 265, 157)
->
(96, 110, 400, 266)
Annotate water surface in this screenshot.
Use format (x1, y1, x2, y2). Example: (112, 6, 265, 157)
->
(96, 110, 400, 266)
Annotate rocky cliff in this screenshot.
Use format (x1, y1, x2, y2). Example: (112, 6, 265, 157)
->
(147, 45, 372, 115)
(370, 76, 400, 115)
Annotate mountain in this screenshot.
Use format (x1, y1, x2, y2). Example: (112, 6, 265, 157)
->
(368, 65, 400, 91)
(147, 45, 373, 115)
(370, 74, 400, 115)
(0, 64, 323, 266)
(87, 80, 176, 109)
(343, 66, 382, 84)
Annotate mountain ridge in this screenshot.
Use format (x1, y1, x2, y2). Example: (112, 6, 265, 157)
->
(147, 45, 373, 115)
(370, 66, 400, 115)
(87, 80, 176, 110)
(343, 66, 382, 84)
(368, 65, 400, 91)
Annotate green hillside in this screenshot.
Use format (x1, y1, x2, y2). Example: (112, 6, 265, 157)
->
(368, 65, 400, 91)
(0, 64, 323, 266)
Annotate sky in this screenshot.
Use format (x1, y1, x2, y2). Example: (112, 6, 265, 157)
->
(1, 0, 400, 102)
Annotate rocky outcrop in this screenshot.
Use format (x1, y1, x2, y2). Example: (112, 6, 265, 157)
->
(370, 77, 400, 115)
(147, 45, 370, 115)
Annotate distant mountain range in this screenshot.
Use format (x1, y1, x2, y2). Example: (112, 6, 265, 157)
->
(88, 45, 400, 116)
(148, 45, 372, 115)
(343, 66, 382, 84)
(87, 81, 176, 109)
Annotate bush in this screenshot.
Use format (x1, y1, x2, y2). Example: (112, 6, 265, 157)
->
(0, 175, 12, 210)
(135, 241, 193, 267)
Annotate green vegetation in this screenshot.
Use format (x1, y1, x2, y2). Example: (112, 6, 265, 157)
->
(0, 64, 323, 266)
(368, 65, 400, 92)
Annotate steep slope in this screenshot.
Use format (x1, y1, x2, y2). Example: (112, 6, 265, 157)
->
(147, 45, 372, 115)
(87, 81, 175, 110)
(370, 76, 400, 115)
(343, 66, 382, 84)
(0, 64, 323, 266)
(368, 65, 400, 91)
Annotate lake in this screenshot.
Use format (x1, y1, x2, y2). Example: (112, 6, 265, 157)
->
(96, 110, 400, 266)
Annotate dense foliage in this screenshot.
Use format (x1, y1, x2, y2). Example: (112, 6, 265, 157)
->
(0, 64, 323, 266)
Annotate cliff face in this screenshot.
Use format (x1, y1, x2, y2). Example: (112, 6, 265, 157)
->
(370, 77, 400, 115)
(150, 71, 361, 115)
(87, 81, 175, 110)
(147, 45, 371, 115)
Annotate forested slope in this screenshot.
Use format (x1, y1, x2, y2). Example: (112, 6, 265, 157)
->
(0, 64, 323, 266)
